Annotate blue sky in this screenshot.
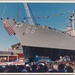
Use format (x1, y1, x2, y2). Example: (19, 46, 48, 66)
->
(0, 3, 75, 51)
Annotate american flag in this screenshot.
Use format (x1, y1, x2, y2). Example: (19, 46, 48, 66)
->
(2, 20, 15, 36)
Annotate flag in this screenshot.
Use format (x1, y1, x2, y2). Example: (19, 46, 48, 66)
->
(2, 20, 15, 36)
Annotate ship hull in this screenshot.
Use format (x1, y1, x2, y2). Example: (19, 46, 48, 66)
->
(2, 19, 75, 50)
(2, 19, 75, 60)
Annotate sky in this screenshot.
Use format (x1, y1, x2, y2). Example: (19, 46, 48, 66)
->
(0, 3, 75, 51)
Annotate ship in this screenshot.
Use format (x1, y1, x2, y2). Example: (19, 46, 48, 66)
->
(1, 12, 75, 61)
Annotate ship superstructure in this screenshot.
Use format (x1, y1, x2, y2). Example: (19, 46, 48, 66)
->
(65, 13, 75, 37)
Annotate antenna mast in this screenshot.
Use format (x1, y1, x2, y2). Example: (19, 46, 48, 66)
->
(70, 13, 74, 30)
(23, 3, 34, 25)
(65, 11, 75, 37)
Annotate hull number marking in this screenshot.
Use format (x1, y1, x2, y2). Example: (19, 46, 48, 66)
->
(25, 26, 36, 34)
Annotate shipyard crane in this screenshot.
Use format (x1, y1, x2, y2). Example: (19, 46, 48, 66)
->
(23, 3, 34, 25)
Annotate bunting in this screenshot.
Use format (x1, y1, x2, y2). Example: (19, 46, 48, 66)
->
(2, 20, 15, 36)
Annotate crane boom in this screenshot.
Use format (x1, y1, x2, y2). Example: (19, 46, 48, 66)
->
(23, 3, 34, 25)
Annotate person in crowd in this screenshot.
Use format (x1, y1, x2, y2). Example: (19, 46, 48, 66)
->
(65, 66, 73, 72)
(25, 64, 31, 72)
(58, 63, 65, 72)
(41, 63, 48, 72)
(49, 62, 58, 72)
(31, 62, 37, 72)
(65, 62, 73, 73)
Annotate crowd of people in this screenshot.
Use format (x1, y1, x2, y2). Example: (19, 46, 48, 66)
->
(0, 60, 75, 73)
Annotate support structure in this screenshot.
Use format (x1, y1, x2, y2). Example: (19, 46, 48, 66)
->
(23, 3, 34, 25)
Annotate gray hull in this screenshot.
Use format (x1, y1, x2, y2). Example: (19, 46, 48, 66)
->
(2, 18, 75, 60)
(2, 18, 75, 50)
